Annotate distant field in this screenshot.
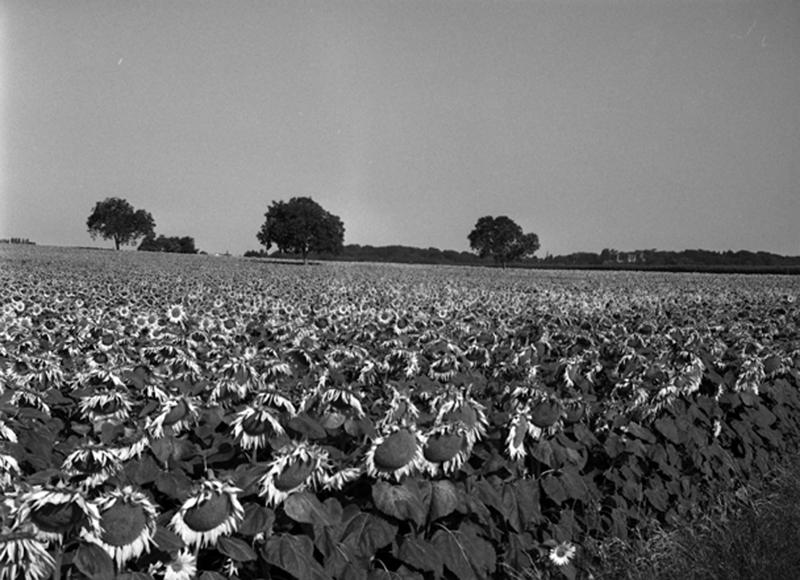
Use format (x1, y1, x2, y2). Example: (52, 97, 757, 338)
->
(1, 245, 799, 579)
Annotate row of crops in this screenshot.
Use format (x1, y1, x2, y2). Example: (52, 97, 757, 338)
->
(1, 246, 799, 579)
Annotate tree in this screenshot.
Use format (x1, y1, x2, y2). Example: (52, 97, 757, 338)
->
(87, 198, 155, 250)
(468, 216, 540, 268)
(257, 197, 345, 263)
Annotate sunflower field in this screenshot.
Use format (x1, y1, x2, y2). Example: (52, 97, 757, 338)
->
(1, 245, 799, 580)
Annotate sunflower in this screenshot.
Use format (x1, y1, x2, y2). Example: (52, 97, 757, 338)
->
(428, 353, 460, 382)
(82, 486, 157, 568)
(393, 315, 413, 335)
(0, 454, 20, 489)
(463, 344, 491, 369)
(231, 406, 284, 452)
(78, 390, 132, 424)
(420, 425, 471, 476)
(15, 485, 101, 544)
(548, 541, 576, 567)
(319, 384, 365, 418)
(505, 408, 539, 461)
(161, 549, 197, 580)
(376, 308, 397, 327)
(166, 304, 187, 325)
(364, 425, 424, 481)
(435, 393, 489, 447)
(147, 396, 199, 438)
(170, 479, 243, 549)
(255, 390, 296, 415)
(378, 387, 419, 429)
(259, 442, 327, 506)
(61, 444, 122, 488)
(0, 531, 55, 580)
(107, 427, 149, 462)
(9, 389, 50, 416)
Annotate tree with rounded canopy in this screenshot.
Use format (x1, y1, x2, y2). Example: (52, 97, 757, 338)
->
(257, 197, 345, 263)
(87, 198, 155, 250)
(468, 215, 540, 268)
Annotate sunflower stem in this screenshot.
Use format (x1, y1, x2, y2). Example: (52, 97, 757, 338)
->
(51, 548, 62, 580)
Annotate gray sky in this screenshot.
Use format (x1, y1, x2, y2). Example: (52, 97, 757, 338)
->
(2, 0, 798, 256)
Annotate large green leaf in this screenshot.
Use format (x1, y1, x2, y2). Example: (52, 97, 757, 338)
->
(153, 524, 186, 552)
(431, 523, 496, 580)
(262, 533, 331, 580)
(217, 536, 257, 562)
(654, 417, 680, 444)
(284, 491, 339, 527)
(372, 480, 427, 528)
(74, 542, 115, 580)
(239, 503, 275, 537)
(428, 480, 460, 522)
(335, 512, 398, 561)
(397, 534, 444, 576)
(541, 473, 568, 505)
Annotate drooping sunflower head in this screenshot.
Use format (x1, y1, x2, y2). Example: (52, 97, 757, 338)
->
(78, 389, 133, 424)
(170, 479, 243, 549)
(437, 395, 489, 446)
(0, 532, 56, 580)
(428, 353, 460, 382)
(530, 397, 562, 429)
(82, 486, 157, 568)
(364, 425, 424, 481)
(146, 396, 199, 438)
(259, 442, 326, 506)
(0, 453, 20, 489)
(231, 406, 284, 451)
(421, 425, 471, 476)
(61, 444, 122, 488)
(505, 408, 540, 461)
(16, 485, 101, 544)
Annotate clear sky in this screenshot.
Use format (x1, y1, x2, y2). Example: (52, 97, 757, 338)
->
(2, 0, 798, 256)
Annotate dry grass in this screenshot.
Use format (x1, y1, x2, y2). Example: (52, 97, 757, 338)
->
(587, 458, 800, 580)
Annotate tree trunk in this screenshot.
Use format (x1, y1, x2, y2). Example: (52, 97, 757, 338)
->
(114, 237, 120, 250)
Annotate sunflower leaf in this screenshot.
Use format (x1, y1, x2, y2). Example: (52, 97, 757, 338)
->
(262, 533, 332, 580)
(153, 524, 186, 552)
(74, 542, 115, 580)
(217, 536, 257, 561)
(284, 491, 338, 527)
(372, 480, 426, 528)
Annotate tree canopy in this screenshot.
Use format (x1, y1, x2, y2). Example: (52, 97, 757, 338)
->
(87, 198, 155, 250)
(468, 215, 540, 268)
(257, 197, 345, 263)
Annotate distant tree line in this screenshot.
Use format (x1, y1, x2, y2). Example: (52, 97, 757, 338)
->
(86, 195, 797, 271)
(244, 244, 491, 265)
(138, 234, 198, 254)
(0, 238, 36, 245)
(542, 248, 800, 268)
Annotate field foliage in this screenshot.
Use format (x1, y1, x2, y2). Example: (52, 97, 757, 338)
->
(1, 246, 799, 579)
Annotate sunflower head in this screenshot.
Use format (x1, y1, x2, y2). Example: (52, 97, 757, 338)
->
(83, 487, 157, 568)
(171, 479, 243, 549)
(530, 398, 562, 428)
(17, 486, 101, 544)
(422, 431, 466, 464)
(259, 443, 326, 506)
(365, 427, 424, 481)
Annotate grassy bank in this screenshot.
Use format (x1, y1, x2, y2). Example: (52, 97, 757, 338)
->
(589, 455, 800, 579)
